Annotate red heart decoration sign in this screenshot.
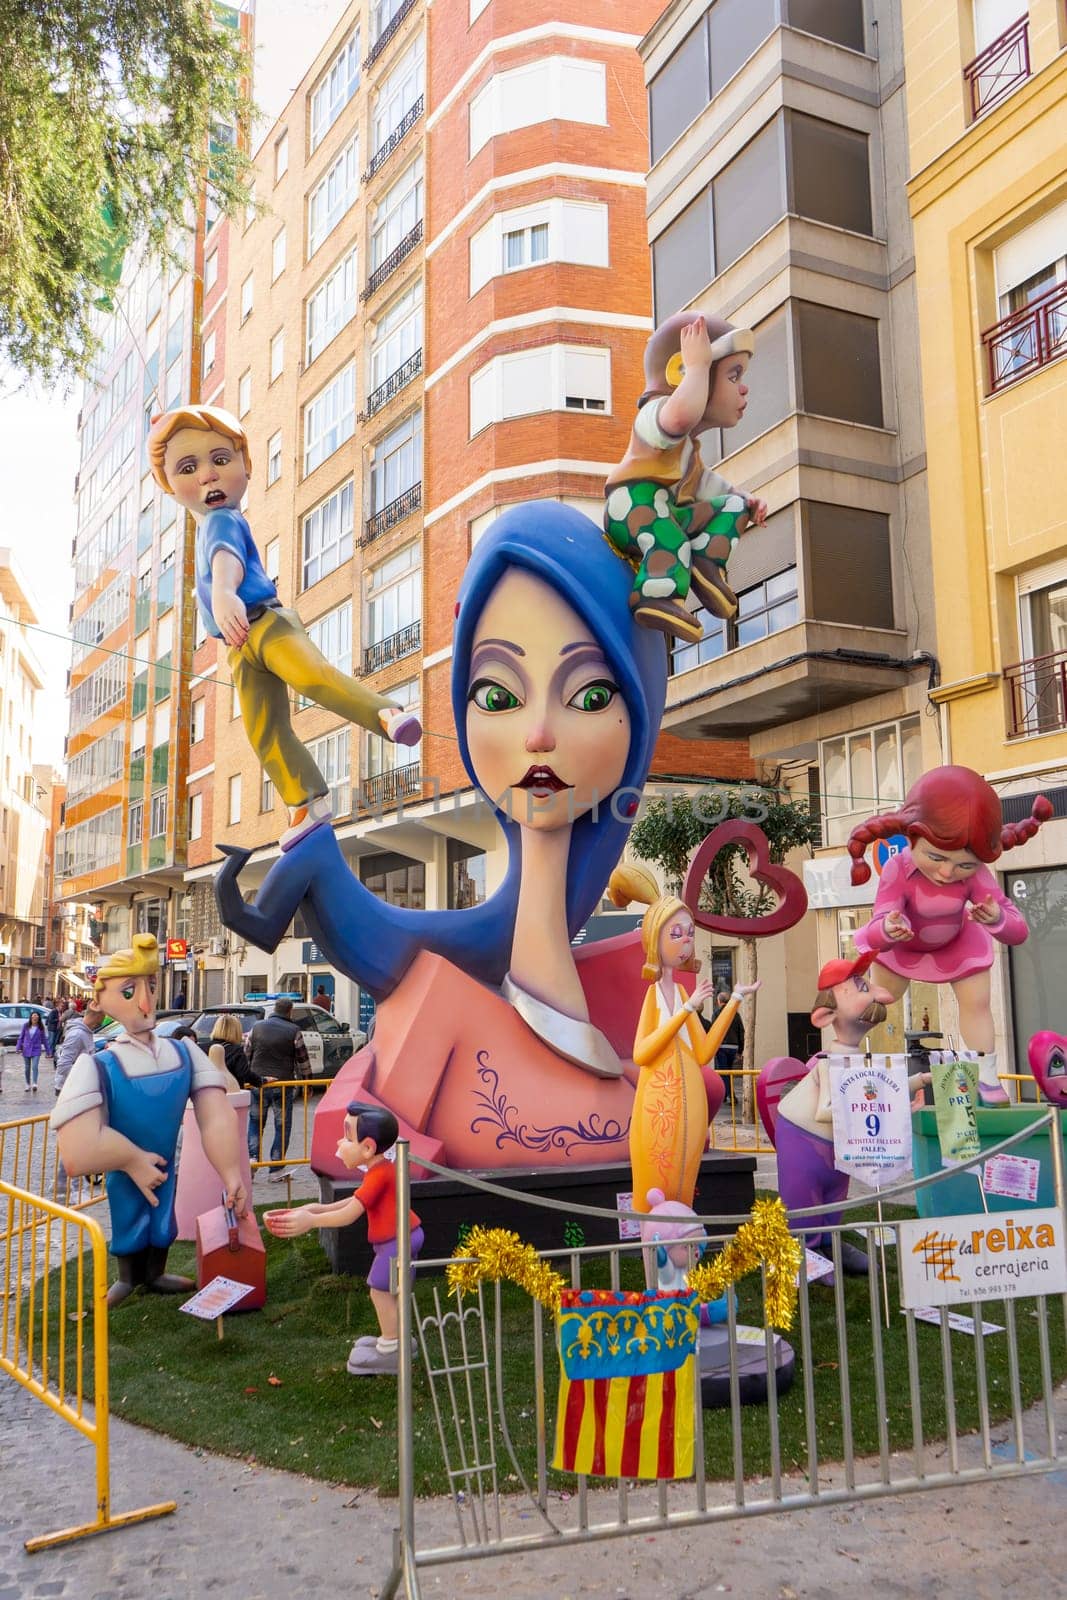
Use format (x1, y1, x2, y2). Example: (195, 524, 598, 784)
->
(682, 819, 808, 938)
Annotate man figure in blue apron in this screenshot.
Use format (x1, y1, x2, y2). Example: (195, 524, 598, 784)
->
(50, 935, 246, 1308)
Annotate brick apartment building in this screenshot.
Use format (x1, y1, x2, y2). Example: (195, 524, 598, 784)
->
(189, 0, 754, 1020)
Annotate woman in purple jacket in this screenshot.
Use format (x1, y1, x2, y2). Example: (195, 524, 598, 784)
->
(17, 1011, 48, 1092)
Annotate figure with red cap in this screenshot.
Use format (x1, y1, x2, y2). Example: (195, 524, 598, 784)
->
(604, 312, 768, 644)
(847, 767, 1051, 1107)
(759, 952, 895, 1276)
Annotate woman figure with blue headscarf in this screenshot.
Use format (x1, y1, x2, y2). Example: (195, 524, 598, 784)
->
(216, 501, 676, 1171)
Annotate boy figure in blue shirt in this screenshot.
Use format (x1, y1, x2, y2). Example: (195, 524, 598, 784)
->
(148, 406, 420, 850)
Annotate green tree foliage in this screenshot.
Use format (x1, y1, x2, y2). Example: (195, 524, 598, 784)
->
(630, 787, 820, 1115)
(0, 0, 252, 382)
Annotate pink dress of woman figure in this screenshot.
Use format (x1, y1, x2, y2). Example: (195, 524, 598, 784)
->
(847, 766, 1051, 1106)
(610, 865, 760, 1213)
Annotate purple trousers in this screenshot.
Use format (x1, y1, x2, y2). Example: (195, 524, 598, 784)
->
(775, 1117, 848, 1248)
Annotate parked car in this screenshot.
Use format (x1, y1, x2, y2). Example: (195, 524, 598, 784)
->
(0, 1002, 40, 1049)
(93, 1013, 202, 1051)
(189, 1003, 365, 1080)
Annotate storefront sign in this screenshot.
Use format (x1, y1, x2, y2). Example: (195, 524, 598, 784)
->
(165, 938, 188, 961)
(301, 940, 327, 965)
(802, 854, 877, 910)
(899, 1208, 1067, 1307)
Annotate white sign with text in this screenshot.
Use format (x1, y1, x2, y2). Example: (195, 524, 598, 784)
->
(898, 1208, 1067, 1307)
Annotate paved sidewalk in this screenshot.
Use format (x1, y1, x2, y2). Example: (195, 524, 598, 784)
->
(2, 1373, 1065, 1600)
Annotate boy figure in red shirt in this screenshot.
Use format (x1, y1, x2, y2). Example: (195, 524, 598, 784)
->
(266, 1103, 422, 1374)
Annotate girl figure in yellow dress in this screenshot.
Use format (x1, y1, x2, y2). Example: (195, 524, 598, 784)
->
(610, 866, 760, 1214)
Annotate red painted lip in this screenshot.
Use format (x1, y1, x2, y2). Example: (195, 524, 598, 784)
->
(516, 765, 570, 793)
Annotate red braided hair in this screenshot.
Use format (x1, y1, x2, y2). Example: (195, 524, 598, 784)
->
(847, 766, 1052, 886)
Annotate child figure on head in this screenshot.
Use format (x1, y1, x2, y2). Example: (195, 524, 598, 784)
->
(147, 406, 421, 852)
(265, 1104, 424, 1376)
(604, 312, 768, 645)
(848, 766, 1051, 1106)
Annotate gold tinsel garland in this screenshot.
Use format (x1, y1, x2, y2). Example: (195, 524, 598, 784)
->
(685, 1196, 801, 1331)
(446, 1198, 802, 1330)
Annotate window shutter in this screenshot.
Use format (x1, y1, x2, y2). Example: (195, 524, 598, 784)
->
(469, 220, 496, 295)
(994, 202, 1067, 298)
(469, 364, 496, 435)
(501, 349, 553, 417)
(562, 347, 609, 407)
(561, 202, 609, 267)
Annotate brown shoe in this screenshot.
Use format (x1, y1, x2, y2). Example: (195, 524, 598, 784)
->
(629, 592, 704, 644)
(689, 557, 739, 620)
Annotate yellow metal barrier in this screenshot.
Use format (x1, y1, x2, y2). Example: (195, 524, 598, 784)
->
(0, 1179, 176, 1551)
(707, 1070, 775, 1154)
(0, 1110, 106, 1213)
(248, 1079, 316, 1180)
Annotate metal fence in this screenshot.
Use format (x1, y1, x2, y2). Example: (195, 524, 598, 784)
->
(0, 1180, 176, 1551)
(382, 1116, 1067, 1599)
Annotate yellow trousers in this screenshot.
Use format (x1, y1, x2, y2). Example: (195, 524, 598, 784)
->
(229, 606, 395, 808)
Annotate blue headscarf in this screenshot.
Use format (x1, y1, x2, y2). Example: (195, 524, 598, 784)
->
(215, 501, 668, 996)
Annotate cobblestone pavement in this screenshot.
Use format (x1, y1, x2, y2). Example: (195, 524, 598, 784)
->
(2, 1375, 1065, 1600)
(4, 1064, 1066, 1597)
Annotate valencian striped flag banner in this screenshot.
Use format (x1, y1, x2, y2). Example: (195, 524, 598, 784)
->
(552, 1288, 699, 1479)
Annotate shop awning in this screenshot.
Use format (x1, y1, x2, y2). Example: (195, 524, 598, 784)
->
(57, 969, 93, 994)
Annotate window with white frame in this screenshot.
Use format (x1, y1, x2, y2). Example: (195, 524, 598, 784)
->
(270, 329, 285, 382)
(205, 249, 218, 293)
(265, 537, 280, 580)
(309, 27, 361, 153)
(128, 800, 144, 847)
(469, 344, 610, 435)
(66, 730, 125, 802)
(302, 479, 354, 588)
(259, 770, 275, 812)
(305, 247, 358, 367)
(150, 789, 168, 838)
(304, 364, 355, 475)
(238, 369, 252, 417)
(272, 228, 287, 280)
(469, 198, 608, 295)
(267, 430, 283, 485)
(302, 602, 353, 705)
(191, 698, 206, 744)
(228, 774, 242, 826)
(274, 129, 289, 181)
(369, 284, 422, 394)
(365, 679, 420, 778)
(188, 791, 203, 841)
(989, 201, 1067, 386)
(820, 715, 922, 848)
(1013, 559, 1067, 735)
(202, 328, 216, 376)
(372, 37, 424, 153)
(468, 56, 606, 158)
(308, 728, 351, 815)
(57, 808, 122, 880)
(367, 543, 420, 646)
(371, 157, 423, 269)
(240, 273, 254, 320)
(231, 677, 241, 719)
(307, 134, 360, 258)
(371, 411, 421, 511)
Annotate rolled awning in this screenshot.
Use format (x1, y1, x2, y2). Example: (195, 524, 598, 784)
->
(57, 970, 93, 994)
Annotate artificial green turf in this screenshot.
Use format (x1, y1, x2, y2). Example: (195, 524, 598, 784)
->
(54, 1202, 1067, 1496)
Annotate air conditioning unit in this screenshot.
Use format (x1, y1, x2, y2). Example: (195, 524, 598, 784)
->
(208, 935, 227, 957)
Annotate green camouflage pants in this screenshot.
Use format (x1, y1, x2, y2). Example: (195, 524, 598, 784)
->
(604, 481, 748, 602)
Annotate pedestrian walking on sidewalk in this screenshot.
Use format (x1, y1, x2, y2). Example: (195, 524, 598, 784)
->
(18, 1012, 47, 1092)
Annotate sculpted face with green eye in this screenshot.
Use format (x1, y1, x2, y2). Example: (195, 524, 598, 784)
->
(465, 569, 631, 831)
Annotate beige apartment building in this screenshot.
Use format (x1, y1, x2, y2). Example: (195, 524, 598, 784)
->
(639, 0, 942, 1060)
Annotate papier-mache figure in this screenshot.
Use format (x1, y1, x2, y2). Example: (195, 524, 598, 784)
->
(604, 312, 768, 644)
(848, 766, 1051, 1107)
(265, 1104, 423, 1376)
(147, 406, 421, 851)
(609, 864, 760, 1215)
(759, 952, 896, 1277)
(49, 935, 246, 1307)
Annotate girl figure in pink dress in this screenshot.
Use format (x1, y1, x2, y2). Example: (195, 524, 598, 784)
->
(847, 767, 1051, 1106)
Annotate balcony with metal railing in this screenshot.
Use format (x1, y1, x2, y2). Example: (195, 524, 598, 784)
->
(362, 348, 422, 420)
(361, 219, 423, 300)
(362, 481, 422, 545)
(963, 15, 1029, 120)
(360, 761, 422, 810)
(366, 0, 417, 68)
(364, 96, 424, 183)
(363, 618, 421, 675)
(1005, 649, 1067, 739)
(981, 280, 1067, 393)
